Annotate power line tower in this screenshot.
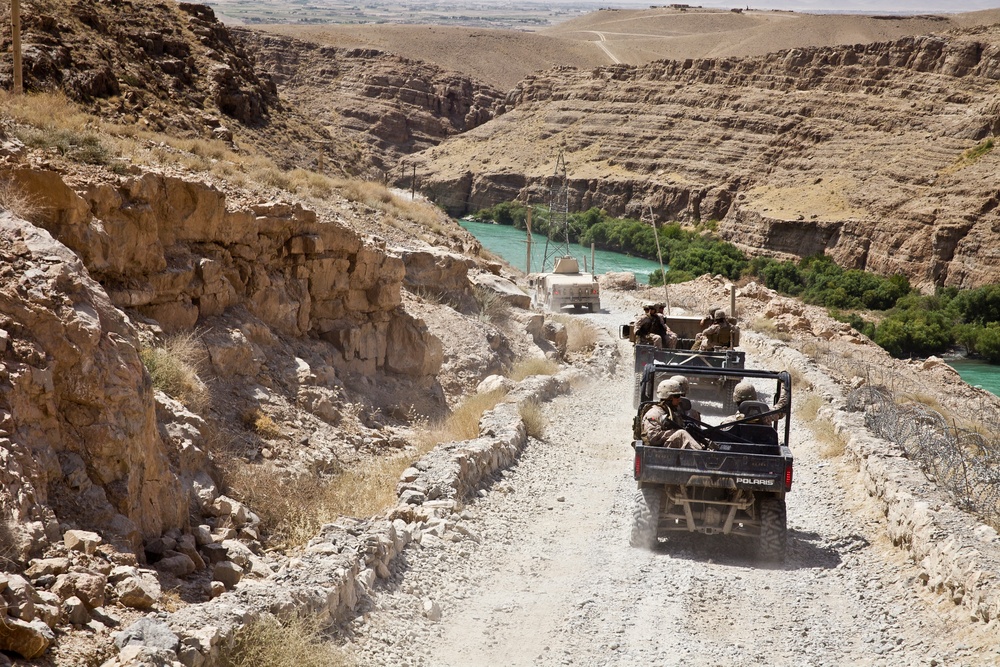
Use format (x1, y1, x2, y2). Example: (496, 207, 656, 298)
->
(540, 151, 570, 272)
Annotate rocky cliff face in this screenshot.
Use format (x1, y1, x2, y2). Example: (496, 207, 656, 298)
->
(0, 166, 444, 561)
(3, 0, 276, 130)
(414, 32, 1000, 289)
(234, 30, 506, 172)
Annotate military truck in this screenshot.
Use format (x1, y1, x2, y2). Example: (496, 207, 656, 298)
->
(620, 314, 745, 411)
(527, 256, 600, 312)
(630, 364, 793, 562)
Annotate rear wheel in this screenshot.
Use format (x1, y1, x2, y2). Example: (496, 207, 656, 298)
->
(756, 497, 787, 563)
(630, 485, 663, 549)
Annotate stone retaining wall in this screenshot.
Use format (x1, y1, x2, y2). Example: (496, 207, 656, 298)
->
(751, 335, 1000, 626)
(102, 371, 576, 667)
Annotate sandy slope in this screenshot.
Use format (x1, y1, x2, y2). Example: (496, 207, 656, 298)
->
(256, 24, 607, 90)
(264, 8, 1000, 91)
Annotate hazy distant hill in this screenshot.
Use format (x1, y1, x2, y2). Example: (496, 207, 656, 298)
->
(264, 7, 1000, 90)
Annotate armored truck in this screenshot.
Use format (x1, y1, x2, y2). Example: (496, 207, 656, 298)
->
(630, 364, 793, 562)
(527, 256, 600, 313)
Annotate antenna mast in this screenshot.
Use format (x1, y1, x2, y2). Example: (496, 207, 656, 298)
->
(541, 151, 571, 272)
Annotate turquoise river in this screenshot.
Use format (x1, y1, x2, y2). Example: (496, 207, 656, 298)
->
(458, 219, 1000, 396)
(459, 219, 664, 282)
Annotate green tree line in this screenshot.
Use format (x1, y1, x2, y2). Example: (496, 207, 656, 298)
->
(472, 202, 1000, 363)
(472, 203, 747, 283)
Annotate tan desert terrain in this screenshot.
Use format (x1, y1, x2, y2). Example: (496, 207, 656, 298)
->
(264, 7, 1000, 90)
(4, 2, 1000, 665)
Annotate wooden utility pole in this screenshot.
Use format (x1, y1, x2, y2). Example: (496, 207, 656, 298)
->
(649, 206, 671, 314)
(12, 0, 22, 94)
(525, 208, 532, 274)
(410, 165, 416, 200)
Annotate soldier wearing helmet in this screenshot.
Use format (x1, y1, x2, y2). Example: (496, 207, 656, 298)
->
(669, 374, 701, 422)
(694, 308, 740, 351)
(634, 303, 663, 349)
(722, 379, 788, 425)
(641, 379, 705, 450)
(653, 303, 679, 348)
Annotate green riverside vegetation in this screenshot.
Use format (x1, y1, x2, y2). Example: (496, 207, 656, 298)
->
(472, 202, 1000, 363)
(472, 203, 746, 283)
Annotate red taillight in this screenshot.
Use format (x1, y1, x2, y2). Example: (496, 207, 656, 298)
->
(553, 289, 560, 295)
(784, 463, 793, 491)
(634, 452, 642, 478)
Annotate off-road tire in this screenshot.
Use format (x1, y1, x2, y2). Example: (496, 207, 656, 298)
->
(630, 485, 663, 549)
(756, 497, 787, 563)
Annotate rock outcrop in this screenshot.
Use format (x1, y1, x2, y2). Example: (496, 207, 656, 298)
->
(412, 31, 1000, 289)
(234, 30, 505, 172)
(0, 166, 444, 562)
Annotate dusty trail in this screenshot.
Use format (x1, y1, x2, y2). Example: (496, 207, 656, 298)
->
(345, 297, 999, 666)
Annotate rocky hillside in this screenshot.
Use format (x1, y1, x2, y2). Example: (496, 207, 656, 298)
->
(411, 29, 1000, 290)
(0, 0, 503, 177)
(233, 30, 505, 173)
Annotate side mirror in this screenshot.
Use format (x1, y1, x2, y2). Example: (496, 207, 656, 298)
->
(619, 324, 633, 340)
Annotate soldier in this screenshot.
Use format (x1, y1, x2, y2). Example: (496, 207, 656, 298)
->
(641, 379, 706, 450)
(698, 307, 720, 329)
(653, 303, 679, 348)
(722, 380, 789, 425)
(670, 374, 701, 422)
(694, 309, 740, 351)
(634, 303, 663, 348)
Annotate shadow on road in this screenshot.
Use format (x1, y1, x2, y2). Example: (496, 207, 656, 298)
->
(651, 527, 846, 570)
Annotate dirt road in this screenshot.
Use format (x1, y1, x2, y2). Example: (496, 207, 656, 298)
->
(344, 297, 1000, 667)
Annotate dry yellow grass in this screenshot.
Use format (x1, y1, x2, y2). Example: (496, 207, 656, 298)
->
(473, 285, 512, 323)
(242, 409, 282, 439)
(787, 364, 813, 392)
(418, 389, 508, 447)
(227, 389, 509, 547)
(797, 391, 846, 458)
(508, 358, 560, 381)
(519, 400, 547, 439)
(0, 177, 42, 221)
(795, 392, 824, 421)
(552, 314, 599, 353)
(0, 91, 451, 238)
(814, 418, 847, 459)
(226, 455, 415, 548)
(223, 614, 352, 667)
(140, 332, 208, 410)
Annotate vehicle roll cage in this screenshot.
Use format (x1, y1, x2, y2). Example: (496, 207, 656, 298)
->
(643, 361, 792, 446)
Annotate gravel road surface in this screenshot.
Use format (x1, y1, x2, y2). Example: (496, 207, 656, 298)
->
(344, 296, 999, 667)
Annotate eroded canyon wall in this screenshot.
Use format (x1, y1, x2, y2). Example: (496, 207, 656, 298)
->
(414, 33, 1000, 289)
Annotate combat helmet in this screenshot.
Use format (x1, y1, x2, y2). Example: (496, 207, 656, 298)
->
(656, 379, 684, 400)
(732, 380, 758, 405)
(714, 309, 728, 321)
(669, 375, 690, 396)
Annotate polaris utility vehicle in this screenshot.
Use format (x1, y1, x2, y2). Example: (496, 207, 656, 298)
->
(621, 317, 746, 411)
(630, 363, 793, 561)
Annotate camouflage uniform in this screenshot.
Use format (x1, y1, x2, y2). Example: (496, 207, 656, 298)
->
(695, 312, 740, 351)
(635, 308, 663, 348)
(653, 303, 679, 348)
(641, 403, 704, 449)
(722, 385, 789, 425)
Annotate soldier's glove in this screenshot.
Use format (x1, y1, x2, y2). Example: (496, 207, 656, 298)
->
(657, 414, 673, 429)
